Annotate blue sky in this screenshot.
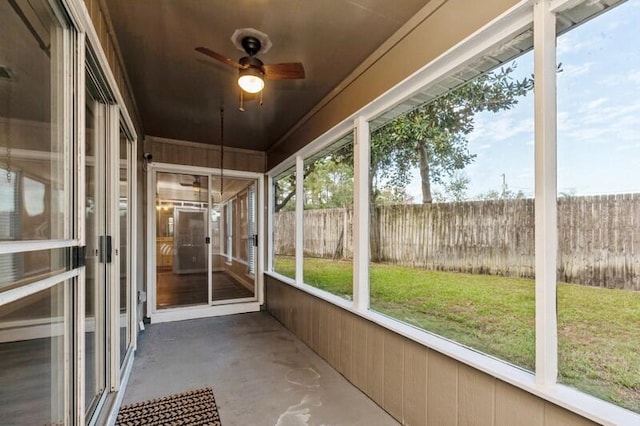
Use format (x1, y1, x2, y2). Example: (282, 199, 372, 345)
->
(407, 0, 640, 201)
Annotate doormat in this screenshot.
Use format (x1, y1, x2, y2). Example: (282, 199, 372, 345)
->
(115, 387, 222, 426)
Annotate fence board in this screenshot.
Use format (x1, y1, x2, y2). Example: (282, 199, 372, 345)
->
(274, 195, 640, 290)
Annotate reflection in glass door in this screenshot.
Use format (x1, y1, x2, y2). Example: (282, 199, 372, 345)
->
(118, 129, 131, 366)
(84, 88, 108, 418)
(154, 171, 259, 310)
(155, 172, 209, 309)
(210, 176, 256, 303)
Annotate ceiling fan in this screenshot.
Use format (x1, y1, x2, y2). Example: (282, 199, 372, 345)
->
(195, 28, 305, 95)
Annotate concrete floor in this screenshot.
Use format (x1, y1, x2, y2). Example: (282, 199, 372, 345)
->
(122, 312, 399, 426)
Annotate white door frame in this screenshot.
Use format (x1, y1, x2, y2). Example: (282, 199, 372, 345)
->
(146, 162, 263, 323)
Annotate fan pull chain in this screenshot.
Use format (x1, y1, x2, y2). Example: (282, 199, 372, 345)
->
(220, 107, 224, 203)
(5, 147, 11, 182)
(238, 90, 245, 112)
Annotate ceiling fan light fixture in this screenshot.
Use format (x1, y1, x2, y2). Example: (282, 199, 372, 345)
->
(238, 67, 264, 93)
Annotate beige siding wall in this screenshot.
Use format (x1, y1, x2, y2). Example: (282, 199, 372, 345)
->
(265, 276, 599, 426)
(145, 136, 266, 173)
(267, 0, 521, 169)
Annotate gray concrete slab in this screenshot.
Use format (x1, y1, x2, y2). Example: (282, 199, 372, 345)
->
(122, 312, 400, 426)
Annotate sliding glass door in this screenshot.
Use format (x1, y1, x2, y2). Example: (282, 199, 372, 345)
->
(0, 0, 76, 423)
(155, 172, 209, 309)
(84, 69, 135, 422)
(84, 85, 109, 419)
(152, 168, 260, 315)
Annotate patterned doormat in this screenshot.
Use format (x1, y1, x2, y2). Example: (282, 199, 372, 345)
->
(115, 387, 222, 425)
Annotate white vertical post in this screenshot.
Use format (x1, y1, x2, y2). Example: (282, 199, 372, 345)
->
(295, 156, 304, 285)
(108, 105, 121, 391)
(146, 165, 156, 320)
(75, 31, 86, 426)
(266, 175, 274, 273)
(534, 0, 558, 386)
(129, 137, 137, 351)
(257, 175, 265, 305)
(208, 174, 213, 305)
(353, 116, 370, 312)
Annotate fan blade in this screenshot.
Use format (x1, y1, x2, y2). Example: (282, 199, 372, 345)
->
(195, 47, 242, 69)
(263, 62, 305, 80)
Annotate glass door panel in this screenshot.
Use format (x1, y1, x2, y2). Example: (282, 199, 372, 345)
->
(210, 176, 256, 303)
(0, 0, 71, 243)
(84, 93, 107, 418)
(156, 172, 209, 309)
(0, 282, 68, 425)
(118, 129, 130, 366)
(0, 0, 75, 423)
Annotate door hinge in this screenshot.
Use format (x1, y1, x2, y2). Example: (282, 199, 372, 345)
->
(205, 236, 211, 244)
(70, 246, 86, 269)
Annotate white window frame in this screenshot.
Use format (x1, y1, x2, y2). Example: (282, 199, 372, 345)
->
(266, 0, 640, 424)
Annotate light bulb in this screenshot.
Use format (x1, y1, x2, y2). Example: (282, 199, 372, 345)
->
(238, 74, 264, 93)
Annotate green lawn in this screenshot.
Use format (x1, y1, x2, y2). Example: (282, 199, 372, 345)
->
(274, 256, 640, 413)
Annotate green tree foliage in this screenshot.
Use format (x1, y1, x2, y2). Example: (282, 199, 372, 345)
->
(274, 173, 296, 212)
(303, 153, 353, 209)
(274, 143, 354, 212)
(276, 63, 532, 209)
(371, 63, 532, 204)
(477, 188, 526, 201)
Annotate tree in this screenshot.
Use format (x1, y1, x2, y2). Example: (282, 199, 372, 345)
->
(274, 173, 296, 212)
(477, 188, 526, 201)
(302, 154, 353, 209)
(274, 144, 354, 212)
(276, 63, 532, 210)
(370, 63, 533, 204)
(432, 172, 470, 202)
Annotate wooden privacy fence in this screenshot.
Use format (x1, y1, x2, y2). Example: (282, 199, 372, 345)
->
(274, 194, 640, 290)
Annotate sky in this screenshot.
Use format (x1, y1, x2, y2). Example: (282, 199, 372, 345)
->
(406, 0, 640, 201)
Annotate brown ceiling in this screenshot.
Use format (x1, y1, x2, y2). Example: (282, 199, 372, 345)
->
(105, 0, 430, 152)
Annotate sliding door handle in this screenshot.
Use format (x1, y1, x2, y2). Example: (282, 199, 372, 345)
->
(99, 235, 112, 263)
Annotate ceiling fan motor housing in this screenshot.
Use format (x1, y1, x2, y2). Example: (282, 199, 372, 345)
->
(241, 36, 262, 56)
(239, 55, 265, 74)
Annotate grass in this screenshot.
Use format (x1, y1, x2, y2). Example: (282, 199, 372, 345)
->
(274, 256, 640, 413)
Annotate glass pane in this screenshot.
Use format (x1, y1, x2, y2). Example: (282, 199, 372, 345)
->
(273, 168, 296, 279)
(248, 185, 257, 276)
(557, 0, 640, 413)
(156, 172, 208, 308)
(119, 130, 130, 365)
(84, 90, 107, 416)
(303, 135, 354, 299)
(211, 176, 255, 301)
(235, 191, 248, 262)
(0, 248, 69, 292)
(0, 0, 70, 241)
(368, 30, 535, 371)
(0, 283, 67, 424)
